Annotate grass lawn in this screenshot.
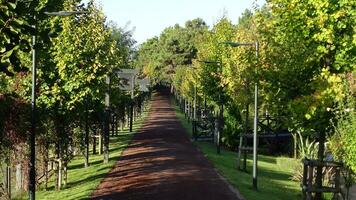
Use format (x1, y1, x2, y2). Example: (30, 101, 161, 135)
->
(15, 103, 150, 200)
(173, 100, 301, 200)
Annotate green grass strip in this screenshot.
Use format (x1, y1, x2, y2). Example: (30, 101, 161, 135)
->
(173, 100, 301, 200)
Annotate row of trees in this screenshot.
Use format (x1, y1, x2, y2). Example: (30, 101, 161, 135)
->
(137, 0, 355, 174)
(0, 0, 138, 196)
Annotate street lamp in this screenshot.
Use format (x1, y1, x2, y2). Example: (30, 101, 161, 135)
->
(30, 10, 87, 200)
(116, 69, 139, 132)
(224, 41, 259, 190)
(44, 11, 88, 16)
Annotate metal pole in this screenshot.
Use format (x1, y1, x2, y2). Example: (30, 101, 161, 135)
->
(27, 12, 87, 198)
(129, 75, 134, 132)
(103, 74, 110, 163)
(252, 41, 259, 190)
(224, 40, 259, 187)
(193, 84, 197, 120)
(29, 17, 37, 200)
(85, 96, 89, 167)
(193, 84, 197, 138)
(217, 103, 223, 154)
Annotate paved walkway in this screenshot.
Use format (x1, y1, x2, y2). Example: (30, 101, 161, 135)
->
(91, 89, 242, 200)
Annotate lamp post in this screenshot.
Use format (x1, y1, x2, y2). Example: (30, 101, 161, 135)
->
(130, 72, 135, 132)
(224, 41, 259, 190)
(29, 10, 87, 200)
(116, 69, 138, 132)
(192, 82, 197, 140)
(103, 74, 111, 163)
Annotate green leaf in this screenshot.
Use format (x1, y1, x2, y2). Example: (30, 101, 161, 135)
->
(0, 46, 5, 53)
(7, 2, 16, 10)
(1, 48, 14, 60)
(12, 18, 24, 26)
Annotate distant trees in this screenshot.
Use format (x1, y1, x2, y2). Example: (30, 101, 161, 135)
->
(136, 18, 208, 84)
(137, 0, 355, 172)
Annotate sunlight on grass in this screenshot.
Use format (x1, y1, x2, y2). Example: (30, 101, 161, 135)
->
(16, 104, 151, 200)
(173, 100, 301, 200)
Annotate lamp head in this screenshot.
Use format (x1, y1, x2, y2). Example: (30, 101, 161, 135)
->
(224, 41, 241, 47)
(44, 11, 88, 16)
(224, 41, 256, 47)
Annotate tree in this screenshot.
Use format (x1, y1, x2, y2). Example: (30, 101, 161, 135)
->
(137, 18, 208, 84)
(0, 0, 65, 75)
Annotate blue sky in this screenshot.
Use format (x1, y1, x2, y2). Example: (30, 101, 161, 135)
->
(92, 0, 266, 44)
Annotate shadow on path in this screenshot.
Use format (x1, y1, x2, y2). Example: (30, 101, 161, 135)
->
(91, 88, 241, 200)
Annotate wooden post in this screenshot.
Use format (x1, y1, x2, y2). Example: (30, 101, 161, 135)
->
(54, 159, 58, 190)
(302, 160, 308, 200)
(93, 136, 97, 155)
(6, 165, 11, 199)
(307, 165, 313, 199)
(99, 135, 102, 155)
(15, 164, 22, 191)
(315, 132, 326, 200)
(334, 167, 341, 199)
(58, 158, 62, 190)
(44, 147, 49, 190)
(44, 161, 48, 191)
(63, 165, 67, 188)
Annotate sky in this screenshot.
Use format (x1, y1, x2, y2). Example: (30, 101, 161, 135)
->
(92, 0, 266, 44)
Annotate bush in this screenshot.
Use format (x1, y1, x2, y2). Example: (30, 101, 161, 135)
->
(291, 131, 320, 182)
(329, 108, 356, 173)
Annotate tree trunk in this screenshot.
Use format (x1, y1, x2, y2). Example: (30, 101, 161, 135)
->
(243, 103, 249, 171)
(43, 146, 49, 191)
(293, 133, 297, 159)
(57, 158, 62, 190)
(63, 164, 67, 188)
(84, 97, 89, 168)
